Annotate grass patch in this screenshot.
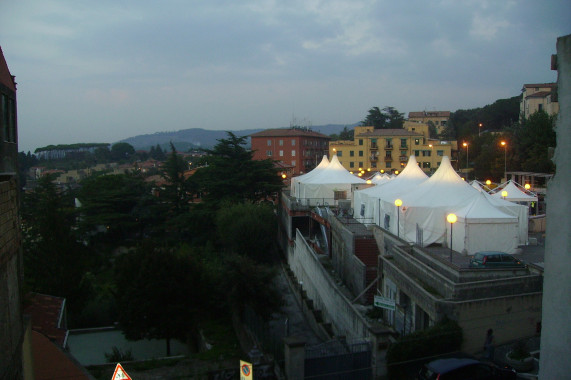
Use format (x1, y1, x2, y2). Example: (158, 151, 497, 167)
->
(192, 314, 242, 361)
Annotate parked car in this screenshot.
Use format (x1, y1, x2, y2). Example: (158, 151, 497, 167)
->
(469, 251, 526, 268)
(417, 358, 516, 380)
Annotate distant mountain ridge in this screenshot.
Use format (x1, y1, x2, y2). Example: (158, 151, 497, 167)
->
(118, 124, 356, 151)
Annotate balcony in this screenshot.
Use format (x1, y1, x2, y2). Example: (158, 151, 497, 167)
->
(399, 156, 408, 162)
(400, 145, 408, 149)
(385, 156, 393, 162)
(370, 143, 378, 150)
(385, 145, 393, 150)
(370, 154, 378, 162)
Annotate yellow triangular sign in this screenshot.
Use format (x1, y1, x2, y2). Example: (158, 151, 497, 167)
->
(111, 363, 132, 380)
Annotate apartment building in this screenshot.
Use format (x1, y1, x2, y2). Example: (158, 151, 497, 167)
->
(408, 111, 451, 135)
(520, 83, 559, 120)
(329, 124, 455, 174)
(250, 128, 330, 176)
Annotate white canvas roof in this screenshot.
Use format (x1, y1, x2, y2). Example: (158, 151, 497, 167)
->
(490, 180, 538, 202)
(298, 155, 365, 204)
(291, 155, 329, 198)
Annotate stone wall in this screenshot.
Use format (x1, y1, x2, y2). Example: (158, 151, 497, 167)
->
(0, 177, 23, 380)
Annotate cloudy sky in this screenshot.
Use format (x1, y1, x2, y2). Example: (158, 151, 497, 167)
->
(1, 1, 569, 153)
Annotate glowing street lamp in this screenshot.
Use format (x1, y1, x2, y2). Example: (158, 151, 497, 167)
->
(486, 180, 492, 186)
(501, 190, 508, 200)
(447, 213, 457, 262)
(395, 199, 403, 237)
(524, 183, 531, 190)
(463, 142, 469, 180)
(478, 123, 483, 137)
(500, 141, 507, 180)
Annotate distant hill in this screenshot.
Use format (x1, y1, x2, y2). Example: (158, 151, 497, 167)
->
(118, 124, 355, 151)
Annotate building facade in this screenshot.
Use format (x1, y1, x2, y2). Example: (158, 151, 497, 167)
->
(329, 125, 455, 174)
(408, 111, 451, 135)
(520, 83, 559, 120)
(250, 128, 330, 176)
(0, 46, 24, 380)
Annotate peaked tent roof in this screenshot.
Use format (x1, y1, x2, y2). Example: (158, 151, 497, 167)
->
(400, 156, 480, 207)
(302, 154, 366, 184)
(291, 155, 329, 196)
(490, 180, 538, 202)
(356, 155, 428, 200)
(454, 192, 517, 222)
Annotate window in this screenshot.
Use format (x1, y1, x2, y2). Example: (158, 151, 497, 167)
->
(441, 120, 447, 126)
(437, 150, 444, 156)
(279, 139, 283, 146)
(359, 139, 363, 146)
(291, 160, 296, 166)
(386, 138, 393, 148)
(386, 162, 392, 168)
(371, 138, 377, 148)
(538, 104, 543, 112)
(292, 150, 296, 156)
(350, 151, 354, 157)
(266, 150, 272, 156)
(359, 151, 363, 157)
(279, 150, 283, 157)
(1, 94, 16, 143)
(359, 162, 363, 168)
(400, 139, 407, 148)
(414, 150, 420, 156)
(385, 151, 392, 158)
(337, 151, 343, 157)
(422, 162, 431, 168)
(401, 150, 407, 156)
(371, 163, 377, 168)
(349, 162, 355, 168)
(414, 138, 420, 145)
(291, 139, 296, 146)
(422, 150, 431, 157)
(267, 139, 272, 146)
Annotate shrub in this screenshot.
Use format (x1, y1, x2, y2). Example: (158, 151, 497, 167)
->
(105, 346, 134, 363)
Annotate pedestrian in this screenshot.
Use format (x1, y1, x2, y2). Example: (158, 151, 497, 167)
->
(484, 328, 495, 360)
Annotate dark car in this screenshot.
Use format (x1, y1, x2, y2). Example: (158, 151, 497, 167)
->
(469, 251, 526, 268)
(417, 358, 516, 380)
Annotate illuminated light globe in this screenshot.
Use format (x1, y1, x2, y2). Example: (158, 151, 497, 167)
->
(447, 213, 457, 224)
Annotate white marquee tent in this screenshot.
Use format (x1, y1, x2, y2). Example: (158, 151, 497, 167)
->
(490, 180, 538, 203)
(450, 192, 519, 254)
(354, 155, 428, 230)
(290, 155, 329, 198)
(297, 155, 366, 206)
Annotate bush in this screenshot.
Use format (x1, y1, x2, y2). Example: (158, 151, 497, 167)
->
(105, 346, 134, 362)
(386, 317, 463, 379)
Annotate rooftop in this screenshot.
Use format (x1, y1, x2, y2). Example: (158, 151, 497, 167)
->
(250, 128, 330, 139)
(357, 129, 424, 137)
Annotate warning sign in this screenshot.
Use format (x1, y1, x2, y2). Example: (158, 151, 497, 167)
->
(240, 360, 253, 380)
(111, 363, 132, 380)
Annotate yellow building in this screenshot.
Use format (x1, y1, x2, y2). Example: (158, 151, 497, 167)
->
(408, 111, 451, 135)
(329, 124, 456, 174)
(520, 83, 559, 120)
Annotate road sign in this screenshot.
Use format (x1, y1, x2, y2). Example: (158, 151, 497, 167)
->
(111, 363, 132, 380)
(374, 295, 396, 311)
(240, 360, 253, 380)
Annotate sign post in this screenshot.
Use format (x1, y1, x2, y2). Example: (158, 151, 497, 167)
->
(111, 363, 132, 380)
(240, 360, 253, 380)
(374, 295, 396, 311)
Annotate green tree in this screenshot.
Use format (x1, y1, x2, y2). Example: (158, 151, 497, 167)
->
(194, 132, 283, 204)
(216, 202, 278, 263)
(22, 175, 93, 309)
(77, 173, 156, 243)
(514, 111, 556, 172)
(115, 244, 202, 356)
(361, 106, 404, 129)
(110, 142, 136, 161)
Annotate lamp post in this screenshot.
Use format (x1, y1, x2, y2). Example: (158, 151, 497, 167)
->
(463, 142, 469, 180)
(500, 141, 507, 181)
(395, 199, 402, 237)
(478, 123, 483, 137)
(447, 213, 457, 262)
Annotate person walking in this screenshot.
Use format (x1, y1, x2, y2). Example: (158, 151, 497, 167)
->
(484, 328, 495, 360)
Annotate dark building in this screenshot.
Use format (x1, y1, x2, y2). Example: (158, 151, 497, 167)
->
(0, 46, 24, 380)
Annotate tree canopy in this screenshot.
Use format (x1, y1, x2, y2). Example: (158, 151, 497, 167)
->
(361, 106, 404, 129)
(194, 132, 283, 204)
